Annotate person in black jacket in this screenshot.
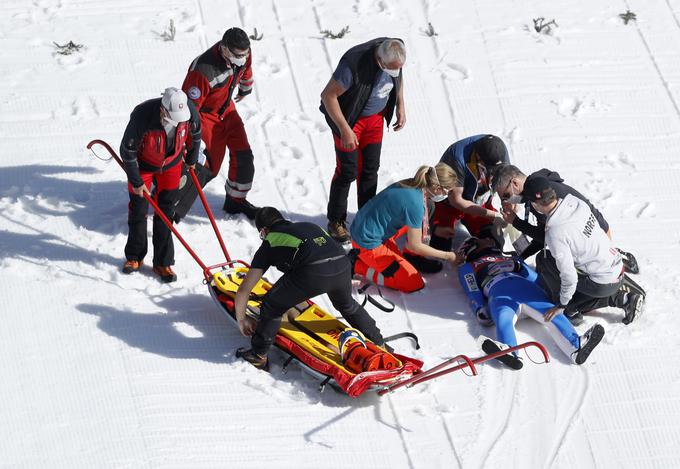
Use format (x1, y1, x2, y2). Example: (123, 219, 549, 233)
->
(234, 207, 385, 369)
(320, 38, 406, 242)
(120, 87, 201, 282)
(491, 164, 642, 324)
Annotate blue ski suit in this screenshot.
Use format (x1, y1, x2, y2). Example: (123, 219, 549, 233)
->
(458, 250, 581, 359)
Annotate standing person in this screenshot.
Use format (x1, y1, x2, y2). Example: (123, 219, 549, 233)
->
(457, 236, 605, 369)
(320, 37, 407, 242)
(429, 134, 510, 253)
(493, 164, 643, 324)
(180, 27, 259, 220)
(349, 164, 460, 293)
(234, 207, 386, 369)
(522, 177, 642, 324)
(120, 88, 201, 282)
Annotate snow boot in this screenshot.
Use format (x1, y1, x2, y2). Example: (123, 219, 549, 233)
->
(572, 324, 605, 365)
(622, 292, 644, 325)
(236, 347, 269, 371)
(481, 337, 523, 370)
(403, 251, 443, 274)
(223, 196, 259, 220)
(122, 259, 142, 274)
(153, 266, 177, 283)
(327, 220, 350, 243)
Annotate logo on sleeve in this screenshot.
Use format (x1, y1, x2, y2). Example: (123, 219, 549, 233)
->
(464, 273, 479, 292)
(187, 86, 201, 100)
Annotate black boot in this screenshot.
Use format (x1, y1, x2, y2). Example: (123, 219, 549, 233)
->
(236, 347, 269, 371)
(482, 337, 523, 370)
(572, 324, 605, 365)
(223, 197, 259, 220)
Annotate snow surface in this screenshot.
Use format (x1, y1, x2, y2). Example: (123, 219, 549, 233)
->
(1, 0, 680, 467)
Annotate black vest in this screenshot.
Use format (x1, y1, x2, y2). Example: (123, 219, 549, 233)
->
(320, 37, 402, 135)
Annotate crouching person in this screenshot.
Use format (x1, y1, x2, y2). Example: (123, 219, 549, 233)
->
(349, 164, 461, 293)
(234, 207, 385, 369)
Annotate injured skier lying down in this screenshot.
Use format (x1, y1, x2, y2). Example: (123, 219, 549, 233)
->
(456, 236, 605, 370)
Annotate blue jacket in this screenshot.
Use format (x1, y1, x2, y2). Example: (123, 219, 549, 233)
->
(440, 134, 509, 201)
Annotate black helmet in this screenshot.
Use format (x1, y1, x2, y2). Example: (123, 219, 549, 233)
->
(222, 27, 250, 51)
(475, 135, 507, 167)
(255, 207, 284, 231)
(459, 237, 481, 261)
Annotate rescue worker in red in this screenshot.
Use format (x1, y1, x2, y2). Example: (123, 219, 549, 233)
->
(181, 27, 259, 220)
(120, 88, 201, 282)
(320, 37, 407, 242)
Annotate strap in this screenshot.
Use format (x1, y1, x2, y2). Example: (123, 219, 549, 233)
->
(358, 283, 395, 313)
(383, 332, 420, 350)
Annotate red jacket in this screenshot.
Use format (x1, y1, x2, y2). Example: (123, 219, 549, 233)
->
(120, 98, 201, 188)
(182, 42, 253, 119)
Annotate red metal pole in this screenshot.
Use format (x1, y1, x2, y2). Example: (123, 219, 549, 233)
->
(86, 139, 209, 272)
(188, 167, 231, 262)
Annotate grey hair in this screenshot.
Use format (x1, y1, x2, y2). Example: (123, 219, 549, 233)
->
(490, 164, 526, 192)
(377, 39, 406, 64)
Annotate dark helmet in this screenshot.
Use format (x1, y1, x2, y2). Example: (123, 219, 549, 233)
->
(475, 135, 507, 167)
(222, 27, 250, 51)
(460, 237, 481, 261)
(255, 207, 284, 231)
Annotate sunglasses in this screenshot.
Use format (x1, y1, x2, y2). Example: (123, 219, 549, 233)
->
(222, 45, 249, 59)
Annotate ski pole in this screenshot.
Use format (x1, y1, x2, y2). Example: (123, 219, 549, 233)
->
(86, 139, 209, 272)
(188, 167, 231, 262)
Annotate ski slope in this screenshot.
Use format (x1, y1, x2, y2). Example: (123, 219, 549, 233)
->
(1, 0, 680, 467)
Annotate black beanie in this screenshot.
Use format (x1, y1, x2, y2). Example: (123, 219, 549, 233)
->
(255, 207, 284, 231)
(222, 27, 250, 51)
(475, 135, 507, 166)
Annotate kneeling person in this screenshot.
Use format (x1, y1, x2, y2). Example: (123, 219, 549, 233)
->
(235, 207, 385, 369)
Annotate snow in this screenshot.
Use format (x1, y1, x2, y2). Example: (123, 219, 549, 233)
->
(1, 0, 680, 467)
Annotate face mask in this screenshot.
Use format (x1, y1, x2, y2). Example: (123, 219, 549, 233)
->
(430, 193, 448, 203)
(259, 228, 267, 241)
(229, 54, 247, 67)
(382, 67, 400, 78)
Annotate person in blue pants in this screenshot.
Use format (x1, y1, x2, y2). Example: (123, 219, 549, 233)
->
(457, 236, 605, 369)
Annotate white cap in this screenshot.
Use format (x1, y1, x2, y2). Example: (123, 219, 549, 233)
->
(161, 87, 191, 122)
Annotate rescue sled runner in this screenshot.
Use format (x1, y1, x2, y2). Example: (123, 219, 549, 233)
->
(87, 139, 550, 398)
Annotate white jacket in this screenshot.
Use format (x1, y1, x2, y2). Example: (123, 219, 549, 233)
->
(544, 194, 623, 306)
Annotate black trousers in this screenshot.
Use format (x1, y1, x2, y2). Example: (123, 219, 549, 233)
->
(536, 250, 622, 313)
(251, 258, 383, 355)
(124, 187, 178, 267)
(327, 142, 381, 222)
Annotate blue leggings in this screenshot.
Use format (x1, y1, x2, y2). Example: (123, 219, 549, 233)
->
(487, 276, 580, 356)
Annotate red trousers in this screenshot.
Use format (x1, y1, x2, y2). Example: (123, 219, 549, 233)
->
(327, 113, 384, 221)
(125, 162, 182, 267)
(353, 227, 424, 293)
(201, 102, 254, 199)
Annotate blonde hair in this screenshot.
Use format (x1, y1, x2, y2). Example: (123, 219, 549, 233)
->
(400, 163, 457, 190)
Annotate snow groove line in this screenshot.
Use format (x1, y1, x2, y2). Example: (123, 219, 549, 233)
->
(625, 0, 680, 123)
(396, 292, 462, 468)
(471, 1, 509, 132)
(310, 4, 335, 72)
(271, 0, 328, 204)
(192, 0, 208, 50)
(386, 395, 416, 469)
(544, 367, 590, 468)
(664, 0, 680, 32)
(479, 373, 519, 469)
(417, 0, 459, 139)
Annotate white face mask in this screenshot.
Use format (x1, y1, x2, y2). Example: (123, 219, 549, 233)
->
(229, 54, 247, 67)
(430, 193, 448, 203)
(162, 116, 178, 128)
(382, 67, 400, 78)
